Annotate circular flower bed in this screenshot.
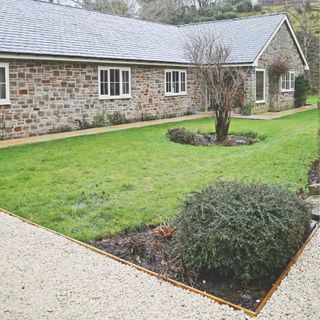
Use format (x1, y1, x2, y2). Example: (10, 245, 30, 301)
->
(166, 128, 265, 146)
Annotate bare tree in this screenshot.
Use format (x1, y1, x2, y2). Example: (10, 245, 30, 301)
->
(185, 32, 246, 143)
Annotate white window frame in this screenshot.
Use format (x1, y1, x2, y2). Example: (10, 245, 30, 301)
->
(165, 69, 187, 97)
(255, 68, 265, 104)
(98, 66, 131, 99)
(0, 63, 10, 105)
(281, 71, 295, 92)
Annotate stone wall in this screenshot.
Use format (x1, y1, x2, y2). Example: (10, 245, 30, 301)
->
(0, 60, 205, 139)
(257, 22, 306, 112)
(242, 22, 306, 114)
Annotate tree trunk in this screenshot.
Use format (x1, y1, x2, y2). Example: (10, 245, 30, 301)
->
(214, 108, 230, 143)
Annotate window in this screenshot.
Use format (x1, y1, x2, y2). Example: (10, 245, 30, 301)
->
(0, 63, 9, 104)
(98, 67, 131, 99)
(165, 70, 187, 96)
(281, 71, 295, 92)
(256, 69, 265, 103)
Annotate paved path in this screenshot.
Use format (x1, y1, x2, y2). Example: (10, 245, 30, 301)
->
(0, 105, 316, 149)
(1, 211, 319, 320)
(231, 105, 316, 120)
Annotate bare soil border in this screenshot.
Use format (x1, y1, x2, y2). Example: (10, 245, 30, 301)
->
(1, 207, 318, 317)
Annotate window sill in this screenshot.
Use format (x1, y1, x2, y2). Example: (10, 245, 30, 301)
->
(99, 95, 131, 100)
(0, 100, 11, 105)
(281, 89, 295, 93)
(165, 92, 187, 97)
(256, 100, 265, 104)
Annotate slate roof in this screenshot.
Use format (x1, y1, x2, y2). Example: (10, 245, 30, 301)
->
(0, 0, 287, 65)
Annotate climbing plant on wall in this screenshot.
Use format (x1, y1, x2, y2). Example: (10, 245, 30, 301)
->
(268, 60, 289, 95)
(268, 60, 289, 109)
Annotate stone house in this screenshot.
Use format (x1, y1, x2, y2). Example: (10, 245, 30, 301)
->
(0, 0, 308, 139)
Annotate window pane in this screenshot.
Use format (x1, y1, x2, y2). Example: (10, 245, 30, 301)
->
(256, 71, 264, 101)
(0, 68, 5, 83)
(166, 72, 171, 93)
(290, 73, 295, 89)
(110, 69, 120, 83)
(110, 83, 120, 96)
(122, 70, 128, 83)
(172, 71, 179, 93)
(115, 69, 120, 82)
(101, 70, 104, 83)
(0, 83, 5, 99)
(181, 72, 186, 92)
(0, 68, 6, 99)
(285, 72, 290, 90)
(116, 83, 120, 95)
(110, 69, 114, 82)
(100, 70, 108, 95)
(123, 83, 129, 95)
(122, 70, 129, 95)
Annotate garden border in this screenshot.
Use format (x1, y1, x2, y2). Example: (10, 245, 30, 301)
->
(1, 207, 318, 317)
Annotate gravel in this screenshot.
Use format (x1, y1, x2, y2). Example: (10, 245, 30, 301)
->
(257, 221, 320, 320)
(0, 211, 319, 320)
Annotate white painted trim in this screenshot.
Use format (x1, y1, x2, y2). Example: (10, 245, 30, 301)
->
(165, 92, 188, 97)
(0, 53, 191, 68)
(189, 63, 256, 68)
(255, 68, 265, 104)
(0, 62, 10, 105)
(165, 69, 187, 97)
(253, 16, 309, 71)
(0, 53, 258, 68)
(285, 17, 309, 70)
(281, 70, 295, 92)
(98, 66, 131, 100)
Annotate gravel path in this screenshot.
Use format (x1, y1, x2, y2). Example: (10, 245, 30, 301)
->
(1, 211, 319, 320)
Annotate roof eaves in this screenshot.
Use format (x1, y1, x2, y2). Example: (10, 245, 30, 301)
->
(0, 51, 191, 67)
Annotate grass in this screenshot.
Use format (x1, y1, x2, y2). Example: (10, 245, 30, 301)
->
(307, 94, 319, 105)
(0, 110, 317, 242)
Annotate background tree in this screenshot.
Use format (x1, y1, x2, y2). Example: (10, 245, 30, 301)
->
(285, 0, 319, 91)
(185, 32, 246, 142)
(236, 0, 253, 12)
(138, 0, 187, 24)
(66, 0, 137, 16)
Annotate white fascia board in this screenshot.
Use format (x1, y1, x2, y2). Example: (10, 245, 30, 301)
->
(0, 53, 191, 68)
(0, 53, 256, 68)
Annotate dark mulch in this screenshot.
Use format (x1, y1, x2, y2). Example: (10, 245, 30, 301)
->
(94, 229, 277, 311)
(94, 222, 316, 311)
(166, 128, 265, 147)
(309, 158, 320, 184)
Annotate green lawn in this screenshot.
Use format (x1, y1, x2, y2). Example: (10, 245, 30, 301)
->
(0, 110, 317, 242)
(307, 94, 319, 105)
